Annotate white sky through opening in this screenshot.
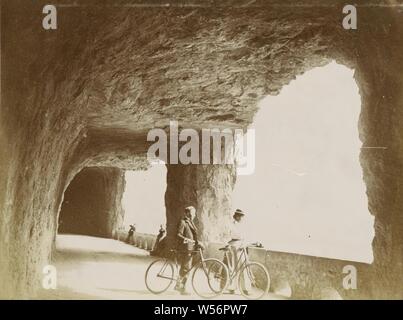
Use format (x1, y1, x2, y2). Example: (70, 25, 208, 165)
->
(122, 165, 167, 234)
(232, 61, 374, 263)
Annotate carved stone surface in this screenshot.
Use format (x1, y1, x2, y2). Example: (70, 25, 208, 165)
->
(0, 0, 402, 298)
(165, 164, 236, 245)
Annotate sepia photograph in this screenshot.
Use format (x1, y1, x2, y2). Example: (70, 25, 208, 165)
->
(0, 0, 402, 305)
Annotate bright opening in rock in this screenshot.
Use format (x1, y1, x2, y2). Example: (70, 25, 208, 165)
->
(233, 61, 375, 263)
(122, 165, 167, 234)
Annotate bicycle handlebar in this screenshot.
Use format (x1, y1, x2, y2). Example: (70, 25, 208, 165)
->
(226, 241, 264, 248)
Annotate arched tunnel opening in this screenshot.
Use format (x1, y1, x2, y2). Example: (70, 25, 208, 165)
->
(52, 165, 168, 298)
(58, 167, 125, 238)
(57, 165, 167, 239)
(233, 61, 375, 263)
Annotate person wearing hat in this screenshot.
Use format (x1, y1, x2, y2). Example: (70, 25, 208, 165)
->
(226, 208, 251, 293)
(227, 209, 246, 260)
(230, 209, 246, 245)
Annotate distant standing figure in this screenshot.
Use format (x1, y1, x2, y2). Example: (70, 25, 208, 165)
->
(126, 224, 136, 244)
(151, 225, 166, 255)
(156, 225, 166, 244)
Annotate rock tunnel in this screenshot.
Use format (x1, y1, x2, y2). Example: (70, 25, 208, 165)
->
(58, 167, 125, 238)
(0, 0, 402, 299)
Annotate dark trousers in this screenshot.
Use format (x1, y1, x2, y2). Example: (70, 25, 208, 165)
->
(178, 251, 193, 286)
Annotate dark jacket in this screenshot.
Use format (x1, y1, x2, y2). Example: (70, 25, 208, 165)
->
(176, 218, 198, 251)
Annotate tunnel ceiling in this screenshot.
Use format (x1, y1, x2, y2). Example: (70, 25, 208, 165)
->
(6, 0, 357, 144)
(3, 0, 400, 183)
(81, 7, 337, 132)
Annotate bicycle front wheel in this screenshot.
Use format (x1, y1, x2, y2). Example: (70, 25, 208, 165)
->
(145, 258, 175, 294)
(192, 258, 229, 299)
(238, 262, 270, 300)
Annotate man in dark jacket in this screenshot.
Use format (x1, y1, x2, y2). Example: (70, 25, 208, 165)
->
(175, 206, 199, 295)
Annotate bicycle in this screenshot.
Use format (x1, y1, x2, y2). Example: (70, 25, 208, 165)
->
(145, 247, 229, 299)
(220, 243, 270, 300)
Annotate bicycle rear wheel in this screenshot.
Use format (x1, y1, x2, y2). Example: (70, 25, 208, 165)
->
(238, 262, 270, 300)
(192, 258, 229, 299)
(145, 258, 175, 294)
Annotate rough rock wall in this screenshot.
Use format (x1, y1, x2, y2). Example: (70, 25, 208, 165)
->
(349, 7, 403, 298)
(357, 49, 403, 299)
(0, 0, 402, 298)
(165, 164, 236, 245)
(58, 167, 125, 238)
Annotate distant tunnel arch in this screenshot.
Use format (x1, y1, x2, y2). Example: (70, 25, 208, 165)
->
(58, 167, 125, 238)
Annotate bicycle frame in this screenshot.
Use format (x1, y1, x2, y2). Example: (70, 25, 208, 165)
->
(224, 246, 250, 282)
(156, 248, 206, 281)
(156, 261, 176, 281)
